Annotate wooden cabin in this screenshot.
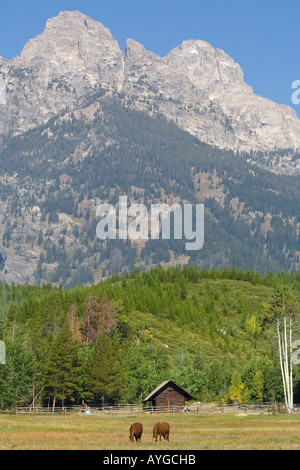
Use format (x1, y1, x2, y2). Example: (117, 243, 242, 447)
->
(143, 380, 194, 411)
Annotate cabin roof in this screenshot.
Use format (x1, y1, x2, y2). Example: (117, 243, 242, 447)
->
(143, 380, 194, 402)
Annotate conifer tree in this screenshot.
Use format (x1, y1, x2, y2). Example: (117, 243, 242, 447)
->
(82, 295, 115, 344)
(85, 331, 126, 405)
(0, 341, 37, 408)
(43, 321, 81, 409)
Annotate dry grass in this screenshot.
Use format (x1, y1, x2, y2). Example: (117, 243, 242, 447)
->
(0, 413, 299, 450)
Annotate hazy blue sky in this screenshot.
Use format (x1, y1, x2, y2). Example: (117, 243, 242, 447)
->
(0, 0, 299, 115)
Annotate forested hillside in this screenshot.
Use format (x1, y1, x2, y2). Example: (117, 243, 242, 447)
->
(0, 94, 298, 285)
(0, 266, 299, 409)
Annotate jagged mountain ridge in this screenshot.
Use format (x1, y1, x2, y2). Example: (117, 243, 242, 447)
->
(0, 94, 298, 285)
(0, 11, 298, 286)
(0, 10, 300, 174)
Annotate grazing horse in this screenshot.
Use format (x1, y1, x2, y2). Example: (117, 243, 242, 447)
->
(153, 422, 170, 442)
(129, 422, 143, 442)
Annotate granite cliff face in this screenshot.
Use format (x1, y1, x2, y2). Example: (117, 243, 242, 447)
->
(0, 11, 124, 136)
(0, 10, 299, 173)
(123, 38, 300, 158)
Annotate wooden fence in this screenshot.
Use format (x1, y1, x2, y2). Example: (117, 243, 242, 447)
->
(15, 402, 294, 415)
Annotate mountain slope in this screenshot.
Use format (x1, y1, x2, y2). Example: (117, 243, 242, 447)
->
(0, 94, 298, 285)
(1, 266, 299, 405)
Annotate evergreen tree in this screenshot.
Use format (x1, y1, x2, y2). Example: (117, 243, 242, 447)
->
(82, 295, 115, 344)
(43, 322, 81, 409)
(0, 341, 37, 409)
(37, 229, 44, 246)
(85, 331, 126, 405)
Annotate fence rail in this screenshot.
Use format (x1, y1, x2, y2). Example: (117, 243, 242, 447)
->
(15, 402, 295, 415)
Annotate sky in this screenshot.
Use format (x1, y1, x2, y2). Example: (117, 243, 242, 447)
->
(0, 0, 299, 116)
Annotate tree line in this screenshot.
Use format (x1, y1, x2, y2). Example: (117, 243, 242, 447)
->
(0, 266, 299, 409)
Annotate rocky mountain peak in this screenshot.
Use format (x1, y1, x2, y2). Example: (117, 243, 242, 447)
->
(19, 10, 123, 72)
(45, 10, 98, 28)
(164, 39, 246, 95)
(0, 11, 299, 172)
(125, 38, 148, 57)
(0, 11, 125, 135)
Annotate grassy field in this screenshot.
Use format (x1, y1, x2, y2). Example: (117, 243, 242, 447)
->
(0, 413, 299, 450)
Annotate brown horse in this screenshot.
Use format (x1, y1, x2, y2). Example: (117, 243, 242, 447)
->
(153, 422, 170, 442)
(129, 422, 143, 442)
